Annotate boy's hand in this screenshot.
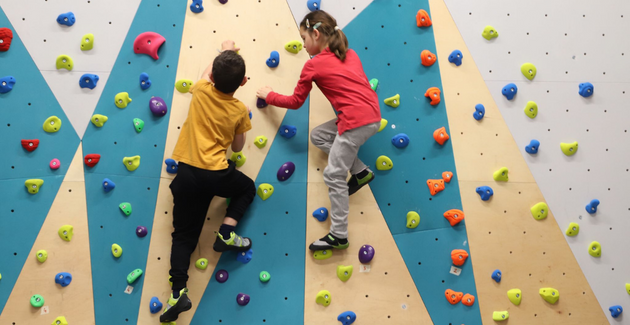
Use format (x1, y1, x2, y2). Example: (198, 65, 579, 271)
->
(257, 86, 273, 99)
(221, 40, 240, 52)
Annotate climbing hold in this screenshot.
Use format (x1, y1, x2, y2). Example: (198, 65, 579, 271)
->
(285, 40, 302, 54)
(316, 290, 331, 306)
(219, 0, 228, 4)
(445, 289, 463, 304)
(230, 151, 247, 167)
(25, 179, 44, 194)
(257, 183, 274, 200)
(215, 269, 229, 283)
(420, 50, 437, 67)
(175, 79, 193, 93)
(43, 116, 62, 133)
(585, 199, 599, 214)
(36, 250, 48, 263)
(565, 222, 580, 236)
(579, 82, 594, 97)
(378, 119, 388, 132)
(337, 265, 353, 282)
(626, 283, 630, 295)
(313, 249, 333, 260)
(259, 271, 271, 283)
(56, 12, 76, 26)
(358, 245, 375, 264)
(52, 316, 68, 325)
(588, 241, 601, 257)
(0, 28, 13, 52)
(149, 96, 168, 116)
(127, 269, 143, 284)
(560, 141, 578, 156)
(491, 269, 502, 283)
(21, 139, 39, 152)
(313, 207, 328, 222)
(501, 83, 517, 100)
(50, 158, 61, 170)
(462, 293, 475, 306)
(256, 98, 268, 108)
(55, 272, 72, 287)
(136, 226, 148, 237)
(448, 50, 463, 66)
(610, 305, 623, 318)
(539, 288, 560, 304)
(507, 288, 522, 305)
(451, 249, 469, 266)
(58, 225, 73, 241)
(30, 294, 45, 308)
(102, 178, 115, 192)
(133, 118, 144, 133)
(473, 104, 485, 120)
(190, 0, 204, 13)
(165, 158, 178, 174)
(0, 76, 16, 93)
(236, 293, 250, 306)
(391, 133, 410, 148)
(530, 202, 549, 220)
(369, 78, 379, 91)
(123, 156, 141, 171)
(114, 92, 132, 109)
(149, 297, 163, 314)
(84, 154, 101, 167)
(237, 249, 253, 264)
(139, 73, 151, 90)
(79, 33, 95, 51)
(406, 211, 420, 229)
(475, 186, 494, 201)
(254, 136, 268, 148)
(520, 63, 537, 80)
(442, 171, 453, 183)
(266, 50, 280, 68)
(337, 311, 357, 325)
(280, 125, 297, 138)
(416, 9, 432, 27)
(482, 25, 499, 40)
(493, 167, 509, 181)
(195, 258, 209, 270)
(525, 139, 540, 154)
(492, 311, 509, 321)
(119, 202, 132, 216)
(111, 244, 123, 258)
(307, 0, 321, 11)
(55, 55, 74, 71)
(384, 94, 400, 108)
(133, 32, 165, 60)
(433, 127, 449, 145)
(90, 114, 107, 127)
(376, 156, 393, 171)
(424, 87, 441, 105)
(427, 179, 445, 196)
(277, 162, 295, 181)
(444, 209, 465, 226)
(524, 101, 538, 119)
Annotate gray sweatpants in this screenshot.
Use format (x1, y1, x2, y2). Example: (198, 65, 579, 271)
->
(310, 118, 380, 238)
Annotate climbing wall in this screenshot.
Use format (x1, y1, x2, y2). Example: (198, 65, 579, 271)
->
(286, 0, 373, 30)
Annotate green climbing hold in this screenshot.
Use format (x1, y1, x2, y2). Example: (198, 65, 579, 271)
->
(119, 202, 132, 216)
(133, 118, 144, 133)
(482, 26, 499, 40)
(80, 33, 94, 51)
(36, 250, 48, 263)
(43, 116, 62, 133)
(378, 119, 388, 132)
(259, 271, 271, 283)
(115, 92, 132, 108)
(369, 78, 379, 91)
(52, 316, 69, 325)
(376, 155, 393, 171)
(112, 243, 123, 258)
(565, 222, 579, 236)
(25, 179, 44, 194)
(230, 151, 247, 167)
(175, 79, 193, 93)
(315, 290, 331, 307)
(560, 141, 578, 156)
(530, 202, 549, 220)
(284, 40, 302, 53)
(492, 311, 509, 321)
(257, 183, 274, 201)
(588, 241, 601, 257)
(493, 167, 509, 181)
(195, 258, 208, 270)
(507, 288, 522, 305)
(30, 294, 44, 308)
(521, 63, 537, 80)
(90, 114, 108, 127)
(56, 55, 73, 70)
(384, 94, 400, 108)
(58, 225, 73, 241)
(313, 250, 333, 260)
(524, 101, 538, 119)
(254, 136, 268, 149)
(336, 265, 353, 282)
(123, 155, 141, 171)
(406, 211, 420, 229)
(539, 288, 560, 304)
(127, 268, 143, 284)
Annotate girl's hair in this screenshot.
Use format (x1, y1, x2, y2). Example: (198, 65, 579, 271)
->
(299, 10, 349, 61)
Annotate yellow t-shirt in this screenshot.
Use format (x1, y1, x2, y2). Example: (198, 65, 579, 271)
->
(172, 79, 251, 171)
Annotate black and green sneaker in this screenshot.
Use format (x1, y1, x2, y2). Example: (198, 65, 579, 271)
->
(159, 288, 192, 323)
(348, 169, 374, 195)
(309, 233, 349, 251)
(213, 231, 252, 252)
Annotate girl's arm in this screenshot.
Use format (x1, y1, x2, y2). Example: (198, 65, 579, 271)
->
(257, 62, 315, 109)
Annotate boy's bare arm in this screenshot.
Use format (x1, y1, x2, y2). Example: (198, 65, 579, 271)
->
(232, 133, 246, 152)
(199, 40, 241, 83)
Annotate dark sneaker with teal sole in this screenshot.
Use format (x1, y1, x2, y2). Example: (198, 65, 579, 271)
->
(160, 288, 192, 323)
(348, 170, 374, 195)
(309, 233, 349, 251)
(213, 231, 252, 252)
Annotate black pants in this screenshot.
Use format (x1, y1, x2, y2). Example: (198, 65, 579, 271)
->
(168, 161, 256, 290)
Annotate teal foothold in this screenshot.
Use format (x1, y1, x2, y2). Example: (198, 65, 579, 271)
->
(127, 268, 143, 284)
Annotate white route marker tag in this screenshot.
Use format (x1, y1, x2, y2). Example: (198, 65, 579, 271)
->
(124, 285, 134, 294)
(359, 264, 371, 273)
(450, 266, 462, 276)
(40, 306, 50, 315)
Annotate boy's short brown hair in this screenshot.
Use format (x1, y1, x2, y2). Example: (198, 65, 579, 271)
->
(212, 51, 246, 94)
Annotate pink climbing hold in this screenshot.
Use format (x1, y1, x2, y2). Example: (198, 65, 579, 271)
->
(50, 158, 61, 170)
(133, 32, 165, 60)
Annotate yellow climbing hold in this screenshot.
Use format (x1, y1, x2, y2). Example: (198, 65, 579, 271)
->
(43, 116, 62, 133)
(493, 167, 508, 181)
(492, 311, 509, 321)
(336, 265, 353, 282)
(81, 33, 94, 51)
(90, 114, 108, 127)
(58, 225, 73, 241)
(588, 241, 601, 257)
(111, 244, 123, 258)
(257, 183, 274, 201)
(406, 211, 420, 229)
(313, 250, 333, 260)
(25, 179, 44, 194)
(122, 155, 141, 171)
(315, 290, 331, 307)
(115, 92, 132, 109)
(384, 94, 400, 108)
(530, 202, 549, 220)
(625, 283, 630, 295)
(52, 316, 69, 325)
(254, 136, 268, 149)
(539, 288, 560, 304)
(521, 63, 537, 80)
(175, 79, 193, 93)
(230, 151, 247, 167)
(565, 222, 580, 236)
(376, 155, 393, 171)
(482, 26, 498, 40)
(507, 289, 522, 305)
(56, 55, 74, 70)
(378, 118, 388, 132)
(560, 141, 578, 156)
(524, 101, 538, 119)
(284, 40, 302, 53)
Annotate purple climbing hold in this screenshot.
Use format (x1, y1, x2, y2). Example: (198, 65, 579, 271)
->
(219, 0, 228, 4)
(358, 245, 375, 264)
(215, 269, 229, 283)
(136, 226, 148, 238)
(277, 162, 295, 181)
(257, 98, 268, 108)
(149, 96, 168, 116)
(236, 293, 250, 306)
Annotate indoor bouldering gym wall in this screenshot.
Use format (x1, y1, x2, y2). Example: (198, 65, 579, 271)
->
(0, 0, 626, 324)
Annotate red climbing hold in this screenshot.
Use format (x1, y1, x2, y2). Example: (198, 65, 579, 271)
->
(451, 249, 469, 266)
(420, 50, 437, 67)
(442, 171, 453, 183)
(0, 28, 13, 52)
(21, 139, 39, 152)
(462, 293, 475, 306)
(445, 289, 463, 304)
(416, 9, 432, 27)
(427, 179, 445, 196)
(425, 87, 441, 105)
(444, 209, 465, 226)
(433, 127, 449, 145)
(133, 32, 166, 60)
(84, 154, 101, 167)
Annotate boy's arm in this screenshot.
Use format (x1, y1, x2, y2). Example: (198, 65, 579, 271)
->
(231, 105, 251, 152)
(199, 40, 241, 83)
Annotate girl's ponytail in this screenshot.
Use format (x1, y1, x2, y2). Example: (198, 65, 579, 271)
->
(300, 11, 349, 61)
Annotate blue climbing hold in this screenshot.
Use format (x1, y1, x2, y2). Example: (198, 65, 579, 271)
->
(475, 186, 494, 201)
(525, 139, 540, 154)
(190, 0, 204, 13)
(585, 199, 599, 214)
(249, 111, 252, 120)
(280, 125, 297, 139)
(139, 73, 152, 90)
(237, 249, 253, 264)
(266, 50, 280, 68)
(79, 74, 99, 89)
(313, 207, 328, 222)
(579, 82, 594, 98)
(448, 50, 463, 66)
(0, 76, 16, 94)
(610, 305, 623, 318)
(150, 297, 163, 314)
(337, 311, 357, 325)
(54, 272, 72, 287)
(102, 178, 116, 193)
(473, 104, 485, 121)
(56, 12, 76, 26)
(491, 269, 502, 283)
(502, 83, 518, 100)
(164, 159, 178, 174)
(391, 133, 410, 148)
(307, 0, 321, 11)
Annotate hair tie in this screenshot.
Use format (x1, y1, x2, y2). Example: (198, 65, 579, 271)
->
(334, 26, 340, 31)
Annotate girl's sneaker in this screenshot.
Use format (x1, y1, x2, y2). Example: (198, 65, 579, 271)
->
(309, 233, 349, 251)
(213, 231, 252, 252)
(348, 169, 374, 195)
(159, 288, 192, 323)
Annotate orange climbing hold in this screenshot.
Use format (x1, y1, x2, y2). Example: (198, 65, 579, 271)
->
(451, 249, 469, 266)
(416, 9, 432, 27)
(433, 127, 449, 145)
(444, 209, 465, 226)
(445, 289, 463, 305)
(427, 179, 445, 196)
(425, 87, 441, 105)
(420, 50, 437, 67)
(462, 293, 476, 306)
(442, 171, 453, 183)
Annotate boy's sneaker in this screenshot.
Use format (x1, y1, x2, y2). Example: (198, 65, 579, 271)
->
(159, 288, 192, 323)
(309, 233, 349, 251)
(213, 231, 252, 252)
(348, 169, 374, 196)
